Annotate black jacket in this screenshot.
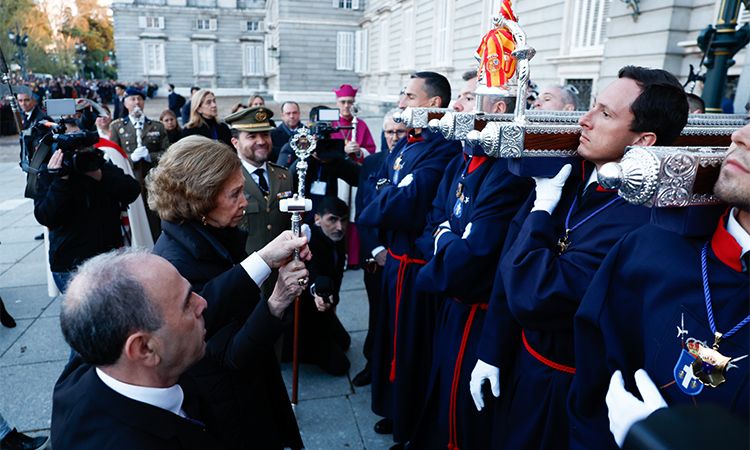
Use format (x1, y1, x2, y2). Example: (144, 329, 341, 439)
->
(52, 357, 224, 450)
(356, 150, 388, 258)
(181, 117, 233, 148)
(290, 152, 359, 225)
(270, 122, 297, 164)
(308, 225, 346, 304)
(153, 220, 303, 450)
(34, 163, 141, 272)
(168, 92, 186, 117)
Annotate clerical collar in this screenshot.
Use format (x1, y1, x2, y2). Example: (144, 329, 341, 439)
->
(96, 368, 185, 417)
(241, 159, 267, 173)
(710, 208, 747, 272)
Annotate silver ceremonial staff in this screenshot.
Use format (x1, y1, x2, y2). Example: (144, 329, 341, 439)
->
(280, 127, 315, 407)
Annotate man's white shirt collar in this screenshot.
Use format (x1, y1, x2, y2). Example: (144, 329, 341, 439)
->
(586, 168, 598, 188)
(727, 207, 750, 259)
(241, 159, 267, 174)
(96, 368, 185, 417)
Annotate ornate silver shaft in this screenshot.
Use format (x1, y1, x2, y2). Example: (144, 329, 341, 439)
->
(598, 146, 728, 207)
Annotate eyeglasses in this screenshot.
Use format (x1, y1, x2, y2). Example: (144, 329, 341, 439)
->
(384, 130, 407, 137)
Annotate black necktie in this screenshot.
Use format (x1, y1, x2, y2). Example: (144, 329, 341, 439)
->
(255, 168, 269, 195)
(743, 252, 749, 273)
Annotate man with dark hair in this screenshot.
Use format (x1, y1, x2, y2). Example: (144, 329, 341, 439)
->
(360, 70, 461, 448)
(283, 196, 352, 375)
(110, 87, 170, 241)
(686, 92, 705, 114)
(452, 70, 477, 112)
(52, 250, 224, 449)
(52, 245, 309, 449)
(225, 106, 293, 301)
(181, 86, 200, 125)
(351, 109, 408, 387)
(569, 120, 750, 450)
(270, 101, 302, 163)
(470, 66, 688, 450)
(408, 68, 533, 448)
(112, 83, 126, 119)
(403, 71, 452, 110)
(167, 84, 186, 119)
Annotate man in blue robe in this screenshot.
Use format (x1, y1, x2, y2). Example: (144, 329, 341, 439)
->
(568, 121, 750, 449)
(470, 66, 689, 450)
(408, 75, 532, 449)
(358, 72, 461, 449)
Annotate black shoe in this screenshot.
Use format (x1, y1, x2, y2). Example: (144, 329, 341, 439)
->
(352, 365, 371, 387)
(0, 298, 16, 328)
(33, 233, 43, 241)
(0, 429, 48, 450)
(389, 444, 404, 450)
(374, 418, 393, 435)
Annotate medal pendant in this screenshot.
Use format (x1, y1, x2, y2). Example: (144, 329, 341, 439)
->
(691, 342, 731, 388)
(393, 155, 403, 172)
(456, 183, 463, 199)
(557, 229, 571, 255)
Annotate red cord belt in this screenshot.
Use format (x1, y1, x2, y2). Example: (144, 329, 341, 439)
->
(448, 300, 488, 450)
(387, 249, 426, 383)
(521, 329, 576, 375)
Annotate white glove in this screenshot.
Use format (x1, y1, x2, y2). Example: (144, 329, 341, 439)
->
(531, 164, 572, 213)
(469, 359, 501, 411)
(606, 369, 667, 448)
(433, 219, 451, 255)
(131, 146, 151, 163)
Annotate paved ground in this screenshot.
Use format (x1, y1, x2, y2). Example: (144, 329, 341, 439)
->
(0, 97, 393, 449)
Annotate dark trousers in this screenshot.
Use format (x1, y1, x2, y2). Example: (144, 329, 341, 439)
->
(362, 266, 383, 365)
(282, 294, 351, 375)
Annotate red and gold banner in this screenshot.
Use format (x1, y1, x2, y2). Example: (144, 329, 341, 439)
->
(475, 0, 517, 89)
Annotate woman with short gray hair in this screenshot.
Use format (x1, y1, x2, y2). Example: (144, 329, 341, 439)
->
(146, 135, 307, 449)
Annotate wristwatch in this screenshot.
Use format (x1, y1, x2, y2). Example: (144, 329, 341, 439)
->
(376, 178, 391, 191)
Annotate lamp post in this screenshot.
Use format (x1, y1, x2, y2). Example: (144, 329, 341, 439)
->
(7, 24, 29, 79)
(698, 0, 750, 112)
(75, 42, 88, 79)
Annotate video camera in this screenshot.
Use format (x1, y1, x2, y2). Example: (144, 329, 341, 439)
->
(36, 99, 104, 176)
(306, 106, 350, 161)
(22, 99, 104, 197)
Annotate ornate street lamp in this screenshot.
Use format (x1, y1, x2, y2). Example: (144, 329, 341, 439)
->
(7, 24, 29, 79)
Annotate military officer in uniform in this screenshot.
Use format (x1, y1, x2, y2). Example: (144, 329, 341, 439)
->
(225, 106, 293, 301)
(110, 87, 170, 241)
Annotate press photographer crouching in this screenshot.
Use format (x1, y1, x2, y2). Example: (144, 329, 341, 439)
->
(282, 196, 352, 375)
(33, 116, 141, 291)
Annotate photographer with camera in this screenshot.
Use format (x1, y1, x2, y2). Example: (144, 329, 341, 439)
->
(282, 196, 352, 375)
(33, 123, 141, 291)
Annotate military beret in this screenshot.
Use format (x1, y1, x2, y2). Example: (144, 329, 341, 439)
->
(124, 87, 145, 99)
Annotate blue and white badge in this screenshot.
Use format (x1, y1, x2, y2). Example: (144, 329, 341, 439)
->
(673, 349, 704, 396)
(453, 198, 463, 218)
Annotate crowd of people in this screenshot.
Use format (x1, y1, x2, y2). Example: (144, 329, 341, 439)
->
(0, 53, 748, 450)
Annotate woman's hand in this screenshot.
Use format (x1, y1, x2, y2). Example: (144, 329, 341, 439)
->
(267, 260, 308, 318)
(258, 230, 311, 269)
